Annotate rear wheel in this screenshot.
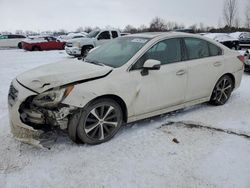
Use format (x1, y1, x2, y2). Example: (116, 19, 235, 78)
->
(209, 75, 234, 106)
(73, 98, 123, 144)
(18, 42, 22, 49)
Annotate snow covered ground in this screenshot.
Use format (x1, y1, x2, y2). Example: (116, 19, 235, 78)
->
(0, 49, 249, 188)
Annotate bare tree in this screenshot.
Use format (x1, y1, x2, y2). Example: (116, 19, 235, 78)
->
(84, 26, 93, 33)
(76, 26, 84, 32)
(15, 30, 24, 35)
(189, 24, 198, 32)
(123, 25, 137, 33)
(149, 17, 166, 31)
(138, 24, 148, 32)
(223, 0, 239, 27)
(245, 0, 250, 28)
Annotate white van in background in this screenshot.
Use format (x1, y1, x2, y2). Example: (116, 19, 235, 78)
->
(0, 34, 26, 49)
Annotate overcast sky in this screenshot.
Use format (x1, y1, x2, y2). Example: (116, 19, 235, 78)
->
(0, 0, 247, 32)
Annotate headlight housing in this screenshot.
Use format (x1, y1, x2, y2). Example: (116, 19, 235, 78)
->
(32, 85, 74, 108)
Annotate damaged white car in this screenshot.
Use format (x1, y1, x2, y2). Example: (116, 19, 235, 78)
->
(8, 32, 244, 147)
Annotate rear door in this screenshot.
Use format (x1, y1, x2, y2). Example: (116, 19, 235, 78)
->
(184, 37, 224, 101)
(0, 35, 8, 47)
(7, 35, 25, 47)
(42, 37, 58, 50)
(111, 31, 119, 39)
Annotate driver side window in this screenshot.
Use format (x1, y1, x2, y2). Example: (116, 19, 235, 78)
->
(132, 38, 182, 70)
(98, 31, 111, 40)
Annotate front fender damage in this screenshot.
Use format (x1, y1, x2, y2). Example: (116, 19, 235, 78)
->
(16, 97, 78, 148)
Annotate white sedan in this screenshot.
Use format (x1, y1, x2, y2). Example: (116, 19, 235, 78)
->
(0, 34, 26, 48)
(8, 32, 244, 147)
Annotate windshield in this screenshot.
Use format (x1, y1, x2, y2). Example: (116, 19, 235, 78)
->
(244, 32, 250, 38)
(87, 30, 100, 38)
(85, 37, 149, 68)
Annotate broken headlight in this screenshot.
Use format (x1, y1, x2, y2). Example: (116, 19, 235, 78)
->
(32, 85, 74, 108)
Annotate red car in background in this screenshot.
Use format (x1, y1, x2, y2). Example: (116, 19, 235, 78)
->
(22, 36, 65, 51)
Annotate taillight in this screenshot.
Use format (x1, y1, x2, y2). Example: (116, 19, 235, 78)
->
(237, 55, 245, 64)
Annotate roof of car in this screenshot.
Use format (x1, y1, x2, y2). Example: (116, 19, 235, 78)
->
(126, 32, 194, 39)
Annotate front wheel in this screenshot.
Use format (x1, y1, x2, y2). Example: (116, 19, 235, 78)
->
(209, 75, 233, 106)
(74, 98, 123, 144)
(81, 46, 93, 57)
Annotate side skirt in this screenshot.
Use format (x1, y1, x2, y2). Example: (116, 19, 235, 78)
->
(127, 97, 210, 123)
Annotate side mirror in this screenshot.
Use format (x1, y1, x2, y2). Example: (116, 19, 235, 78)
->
(141, 59, 161, 76)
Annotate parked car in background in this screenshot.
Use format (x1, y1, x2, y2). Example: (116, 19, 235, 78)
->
(22, 36, 65, 51)
(240, 49, 250, 72)
(230, 32, 250, 49)
(65, 29, 121, 57)
(204, 33, 239, 50)
(57, 32, 88, 42)
(0, 34, 26, 49)
(8, 32, 244, 147)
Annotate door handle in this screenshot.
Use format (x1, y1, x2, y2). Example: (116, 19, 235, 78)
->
(214, 62, 222, 67)
(176, 70, 186, 76)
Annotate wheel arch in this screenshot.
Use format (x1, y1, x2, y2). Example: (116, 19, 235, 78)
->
(223, 73, 235, 89)
(209, 73, 236, 100)
(90, 94, 128, 123)
(82, 44, 94, 50)
(18, 42, 22, 49)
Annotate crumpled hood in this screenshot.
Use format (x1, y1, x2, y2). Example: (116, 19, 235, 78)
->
(17, 59, 112, 93)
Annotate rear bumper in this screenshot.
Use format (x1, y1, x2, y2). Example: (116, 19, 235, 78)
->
(65, 47, 81, 56)
(233, 68, 244, 90)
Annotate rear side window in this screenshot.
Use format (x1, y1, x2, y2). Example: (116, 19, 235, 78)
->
(6, 35, 25, 39)
(73, 36, 84, 39)
(208, 43, 222, 56)
(0, 35, 8, 39)
(111, 31, 118, 38)
(184, 38, 209, 60)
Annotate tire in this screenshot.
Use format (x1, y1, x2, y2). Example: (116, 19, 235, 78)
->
(81, 46, 93, 57)
(72, 98, 123, 144)
(209, 75, 234, 106)
(32, 46, 41, 51)
(18, 42, 22, 49)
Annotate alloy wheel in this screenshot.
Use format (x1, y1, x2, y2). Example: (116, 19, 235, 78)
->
(212, 77, 233, 105)
(84, 105, 119, 141)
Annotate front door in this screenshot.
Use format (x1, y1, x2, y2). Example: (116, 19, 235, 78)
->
(129, 38, 188, 116)
(95, 31, 111, 46)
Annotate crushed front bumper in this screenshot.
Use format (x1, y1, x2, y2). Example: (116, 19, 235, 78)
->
(8, 79, 44, 147)
(8, 79, 76, 148)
